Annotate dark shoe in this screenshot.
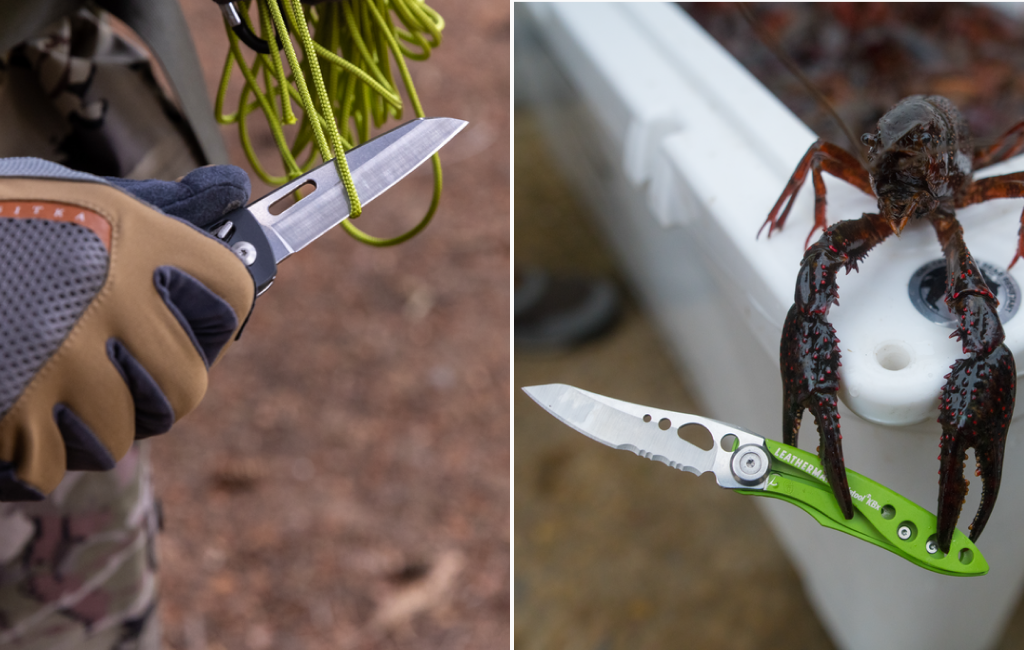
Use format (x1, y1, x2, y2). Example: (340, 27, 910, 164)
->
(514, 268, 620, 349)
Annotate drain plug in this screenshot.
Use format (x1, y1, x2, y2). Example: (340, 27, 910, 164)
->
(908, 259, 1019, 325)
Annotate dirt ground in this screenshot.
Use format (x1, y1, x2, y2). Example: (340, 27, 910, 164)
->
(512, 108, 837, 650)
(151, 2, 510, 649)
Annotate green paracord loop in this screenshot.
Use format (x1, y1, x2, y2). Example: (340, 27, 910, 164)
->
(215, 0, 445, 246)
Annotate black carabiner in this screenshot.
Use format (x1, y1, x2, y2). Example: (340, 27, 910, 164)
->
(214, 0, 283, 54)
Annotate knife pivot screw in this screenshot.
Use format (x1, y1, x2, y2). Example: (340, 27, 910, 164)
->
(232, 241, 258, 266)
(925, 537, 940, 555)
(731, 445, 769, 485)
(897, 522, 916, 541)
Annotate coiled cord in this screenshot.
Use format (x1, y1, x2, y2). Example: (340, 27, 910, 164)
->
(215, 0, 445, 246)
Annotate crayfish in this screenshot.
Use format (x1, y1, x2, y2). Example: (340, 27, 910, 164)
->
(761, 95, 1024, 553)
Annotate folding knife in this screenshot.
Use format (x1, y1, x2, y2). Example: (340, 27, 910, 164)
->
(523, 383, 989, 576)
(210, 117, 467, 294)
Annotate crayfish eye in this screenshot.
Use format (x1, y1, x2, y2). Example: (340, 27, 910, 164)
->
(920, 132, 932, 144)
(861, 133, 877, 147)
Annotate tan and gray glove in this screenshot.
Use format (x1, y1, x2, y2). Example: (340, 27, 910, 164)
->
(0, 159, 256, 500)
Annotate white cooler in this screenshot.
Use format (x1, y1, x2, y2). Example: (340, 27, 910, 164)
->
(516, 4, 1024, 649)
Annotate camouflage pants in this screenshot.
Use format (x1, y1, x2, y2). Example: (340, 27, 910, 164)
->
(0, 443, 161, 650)
(0, 4, 211, 648)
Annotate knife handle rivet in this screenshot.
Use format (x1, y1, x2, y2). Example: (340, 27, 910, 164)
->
(232, 241, 258, 266)
(731, 445, 769, 485)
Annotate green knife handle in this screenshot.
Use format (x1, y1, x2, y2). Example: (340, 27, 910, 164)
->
(736, 440, 988, 577)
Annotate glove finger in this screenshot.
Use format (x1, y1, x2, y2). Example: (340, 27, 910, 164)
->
(154, 267, 239, 367)
(0, 462, 45, 501)
(53, 404, 116, 470)
(104, 165, 251, 228)
(107, 339, 175, 439)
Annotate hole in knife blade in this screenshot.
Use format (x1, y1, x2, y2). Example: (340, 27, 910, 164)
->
(677, 423, 713, 451)
(720, 434, 738, 452)
(658, 418, 672, 430)
(268, 180, 316, 216)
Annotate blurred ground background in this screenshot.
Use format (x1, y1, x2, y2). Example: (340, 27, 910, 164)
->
(513, 109, 835, 650)
(513, 4, 1024, 649)
(149, 2, 509, 648)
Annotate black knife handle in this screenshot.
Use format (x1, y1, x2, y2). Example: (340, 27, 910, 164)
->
(210, 206, 278, 295)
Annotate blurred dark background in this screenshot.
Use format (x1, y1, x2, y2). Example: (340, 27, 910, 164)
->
(686, 3, 1024, 153)
(149, 1, 509, 648)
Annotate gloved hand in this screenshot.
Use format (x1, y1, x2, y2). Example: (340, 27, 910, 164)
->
(0, 159, 256, 500)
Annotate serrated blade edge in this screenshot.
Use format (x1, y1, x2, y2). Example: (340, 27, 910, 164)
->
(522, 384, 722, 476)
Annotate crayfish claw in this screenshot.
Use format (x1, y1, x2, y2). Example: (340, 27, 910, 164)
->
(935, 432, 1003, 554)
(970, 435, 1004, 544)
(782, 400, 803, 448)
(935, 347, 1015, 553)
(936, 434, 971, 554)
(809, 396, 854, 520)
(780, 303, 853, 520)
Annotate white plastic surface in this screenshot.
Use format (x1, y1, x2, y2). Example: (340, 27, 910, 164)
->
(525, 3, 1024, 427)
(518, 4, 1024, 650)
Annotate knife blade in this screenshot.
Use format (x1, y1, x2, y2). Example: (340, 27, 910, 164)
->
(522, 383, 767, 489)
(211, 117, 468, 294)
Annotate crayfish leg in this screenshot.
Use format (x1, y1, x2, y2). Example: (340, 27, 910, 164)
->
(759, 140, 873, 243)
(973, 120, 1024, 170)
(955, 172, 1024, 269)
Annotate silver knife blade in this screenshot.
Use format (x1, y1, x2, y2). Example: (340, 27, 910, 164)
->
(248, 117, 468, 263)
(522, 384, 769, 489)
